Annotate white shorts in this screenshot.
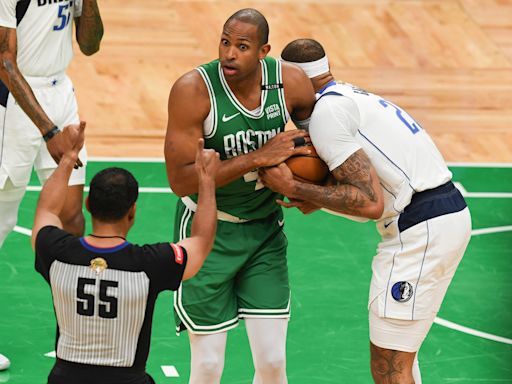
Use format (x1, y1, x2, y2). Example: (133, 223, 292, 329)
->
(369, 182, 471, 351)
(0, 72, 86, 190)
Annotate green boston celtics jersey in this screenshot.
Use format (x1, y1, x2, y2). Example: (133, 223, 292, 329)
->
(190, 57, 289, 220)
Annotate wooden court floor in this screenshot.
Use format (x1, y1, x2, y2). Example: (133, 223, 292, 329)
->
(67, 0, 512, 162)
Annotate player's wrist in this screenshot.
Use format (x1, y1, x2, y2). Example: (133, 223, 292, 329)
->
(42, 126, 61, 142)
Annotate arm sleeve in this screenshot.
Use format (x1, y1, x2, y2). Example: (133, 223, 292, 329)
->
(309, 95, 362, 171)
(0, 0, 17, 28)
(142, 243, 188, 292)
(35, 226, 74, 283)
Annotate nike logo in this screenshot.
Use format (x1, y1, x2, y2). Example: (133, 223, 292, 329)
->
(278, 219, 285, 227)
(384, 221, 393, 228)
(222, 112, 240, 122)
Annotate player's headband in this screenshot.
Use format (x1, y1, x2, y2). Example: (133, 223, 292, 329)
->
(280, 55, 329, 78)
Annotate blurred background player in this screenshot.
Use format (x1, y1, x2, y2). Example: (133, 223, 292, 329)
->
(165, 8, 315, 384)
(260, 38, 471, 383)
(0, 0, 103, 369)
(32, 123, 220, 384)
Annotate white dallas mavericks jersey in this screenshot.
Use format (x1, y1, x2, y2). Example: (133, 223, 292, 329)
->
(309, 82, 452, 220)
(0, 0, 82, 77)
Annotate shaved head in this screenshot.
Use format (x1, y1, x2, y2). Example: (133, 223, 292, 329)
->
(224, 8, 269, 45)
(281, 38, 326, 63)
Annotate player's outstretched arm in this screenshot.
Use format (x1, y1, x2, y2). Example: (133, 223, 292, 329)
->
(74, 0, 104, 56)
(177, 139, 220, 280)
(31, 123, 86, 249)
(260, 149, 384, 219)
(164, 71, 313, 197)
(0, 26, 81, 166)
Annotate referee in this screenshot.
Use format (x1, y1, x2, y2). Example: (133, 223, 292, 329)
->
(30, 122, 220, 384)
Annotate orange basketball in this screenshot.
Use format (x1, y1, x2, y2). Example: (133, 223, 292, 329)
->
(285, 145, 329, 184)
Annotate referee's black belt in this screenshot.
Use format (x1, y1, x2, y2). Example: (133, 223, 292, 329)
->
(398, 181, 467, 232)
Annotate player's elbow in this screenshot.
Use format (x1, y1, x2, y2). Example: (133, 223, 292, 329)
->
(169, 181, 189, 197)
(366, 200, 384, 220)
(79, 42, 101, 56)
(0, 55, 17, 80)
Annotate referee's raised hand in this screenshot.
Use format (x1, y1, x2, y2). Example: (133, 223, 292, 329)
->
(195, 138, 220, 181)
(61, 121, 86, 168)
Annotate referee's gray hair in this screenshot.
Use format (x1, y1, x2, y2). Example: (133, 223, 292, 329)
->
(281, 39, 326, 63)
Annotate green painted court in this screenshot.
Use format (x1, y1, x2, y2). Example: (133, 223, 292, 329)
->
(0, 161, 510, 383)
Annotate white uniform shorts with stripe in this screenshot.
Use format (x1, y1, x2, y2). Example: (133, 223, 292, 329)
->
(0, 72, 86, 191)
(368, 181, 471, 352)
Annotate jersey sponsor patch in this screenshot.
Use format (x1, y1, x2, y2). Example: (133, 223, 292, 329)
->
(391, 281, 413, 302)
(170, 243, 184, 265)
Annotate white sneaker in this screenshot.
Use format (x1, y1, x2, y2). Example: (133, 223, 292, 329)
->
(0, 354, 10, 370)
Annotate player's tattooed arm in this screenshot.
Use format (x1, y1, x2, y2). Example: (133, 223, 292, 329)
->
(270, 149, 384, 219)
(75, 0, 104, 56)
(331, 148, 379, 205)
(0, 27, 55, 134)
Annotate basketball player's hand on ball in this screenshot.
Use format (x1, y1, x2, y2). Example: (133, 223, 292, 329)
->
(254, 130, 311, 167)
(195, 138, 221, 181)
(259, 163, 295, 196)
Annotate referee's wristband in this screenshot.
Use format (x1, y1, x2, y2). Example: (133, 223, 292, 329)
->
(42, 126, 61, 142)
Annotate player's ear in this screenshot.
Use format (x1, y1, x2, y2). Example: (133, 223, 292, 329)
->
(259, 43, 270, 59)
(128, 203, 136, 222)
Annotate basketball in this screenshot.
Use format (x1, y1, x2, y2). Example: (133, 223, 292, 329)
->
(285, 145, 329, 184)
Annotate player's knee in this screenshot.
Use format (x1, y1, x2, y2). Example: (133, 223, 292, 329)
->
(254, 350, 286, 379)
(194, 355, 224, 380)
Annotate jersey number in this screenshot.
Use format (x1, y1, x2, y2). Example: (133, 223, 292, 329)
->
(54, 4, 72, 31)
(379, 99, 422, 134)
(77, 278, 118, 319)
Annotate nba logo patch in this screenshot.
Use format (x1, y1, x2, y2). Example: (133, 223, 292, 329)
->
(391, 281, 413, 302)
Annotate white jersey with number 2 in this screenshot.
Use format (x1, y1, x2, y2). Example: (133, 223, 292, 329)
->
(309, 81, 452, 220)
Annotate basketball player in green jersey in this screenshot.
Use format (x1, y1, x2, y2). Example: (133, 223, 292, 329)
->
(164, 8, 315, 384)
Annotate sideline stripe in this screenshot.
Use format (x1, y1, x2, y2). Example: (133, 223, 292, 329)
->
(25, 186, 172, 194)
(433, 317, 512, 345)
(455, 182, 512, 199)
(13, 226, 31, 236)
(447, 162, 512, 168)
(471, 225, 512, 236)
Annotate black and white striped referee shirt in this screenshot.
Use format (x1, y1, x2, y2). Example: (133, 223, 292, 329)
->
(35, 225, 187, 384)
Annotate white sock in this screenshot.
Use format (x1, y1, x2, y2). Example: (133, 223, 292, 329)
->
(246, 318, 288, 384)
(188, 331, 227, 384)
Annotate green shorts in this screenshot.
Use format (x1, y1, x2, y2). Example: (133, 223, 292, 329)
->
(173, 199, 290, 334)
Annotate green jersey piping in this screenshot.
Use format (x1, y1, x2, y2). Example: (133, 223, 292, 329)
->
(196, 66, 218, 139)
(218, 60, 268, 119)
